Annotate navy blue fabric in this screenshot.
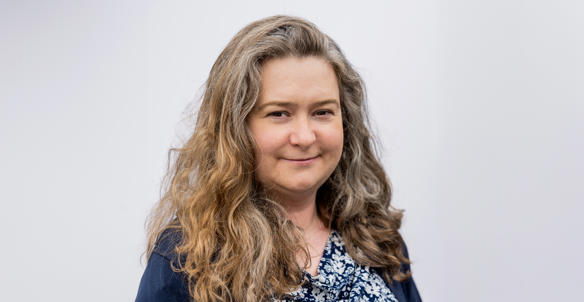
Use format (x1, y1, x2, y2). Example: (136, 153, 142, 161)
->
(380, 241, 422, 302)
(135, 230, 421, 302)
(135, 230, 190, 302)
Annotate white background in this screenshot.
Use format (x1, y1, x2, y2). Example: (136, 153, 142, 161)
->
(1, 0, 582, 301)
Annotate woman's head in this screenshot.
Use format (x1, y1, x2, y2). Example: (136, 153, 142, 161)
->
(248, 55, 344, 204)
(147, 15, 407, 302)
(193, 15, 377, 214)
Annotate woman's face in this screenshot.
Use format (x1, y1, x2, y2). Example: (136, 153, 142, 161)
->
(248, 56, 343, 202)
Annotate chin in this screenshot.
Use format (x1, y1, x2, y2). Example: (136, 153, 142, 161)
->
(284, 180, 324, 194)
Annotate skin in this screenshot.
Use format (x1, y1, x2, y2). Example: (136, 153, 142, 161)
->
(247, 56, 344, 276)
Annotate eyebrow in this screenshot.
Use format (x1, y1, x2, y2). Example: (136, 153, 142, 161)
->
(256, 99, 339, 111)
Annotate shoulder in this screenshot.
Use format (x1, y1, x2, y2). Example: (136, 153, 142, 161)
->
(382, 240, 423, 302)
(135, 228, 190, 302)
(152, 227, 184, 263)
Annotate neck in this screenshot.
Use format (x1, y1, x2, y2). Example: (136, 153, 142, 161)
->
(273, 191, 324, 232)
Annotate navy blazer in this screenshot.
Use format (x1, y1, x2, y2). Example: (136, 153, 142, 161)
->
(135, 230, 422, 301)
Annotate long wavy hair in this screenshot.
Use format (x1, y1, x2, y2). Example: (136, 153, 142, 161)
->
(145, 15, 410, 301)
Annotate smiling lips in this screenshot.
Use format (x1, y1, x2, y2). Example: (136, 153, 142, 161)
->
(283, 155, 320, 165)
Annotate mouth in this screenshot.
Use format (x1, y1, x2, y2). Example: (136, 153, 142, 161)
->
(284, 155, 319, 161)
(283, 155, 320, 164)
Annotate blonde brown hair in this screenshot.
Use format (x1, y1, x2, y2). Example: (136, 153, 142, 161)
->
(145, 15, 410, 301)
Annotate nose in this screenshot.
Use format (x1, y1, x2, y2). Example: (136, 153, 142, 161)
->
(289, 116, 316, 148)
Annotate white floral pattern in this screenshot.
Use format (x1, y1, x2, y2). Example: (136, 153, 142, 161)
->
(274, 230, 399, 302)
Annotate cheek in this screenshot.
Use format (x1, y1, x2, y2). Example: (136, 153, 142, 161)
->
(323, 123, 344, 156)
(252, 128, 284, 162)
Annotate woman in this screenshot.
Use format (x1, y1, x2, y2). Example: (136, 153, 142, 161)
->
(136, 15, 421, 302)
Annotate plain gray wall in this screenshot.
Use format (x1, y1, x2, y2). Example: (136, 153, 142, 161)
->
(1, 0, 582, 301)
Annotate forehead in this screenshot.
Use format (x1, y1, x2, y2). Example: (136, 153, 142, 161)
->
(258, 56, 340, 105)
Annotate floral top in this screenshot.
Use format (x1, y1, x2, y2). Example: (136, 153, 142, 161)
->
(135, 229, 421, 302)
(276, 230, 399, 302)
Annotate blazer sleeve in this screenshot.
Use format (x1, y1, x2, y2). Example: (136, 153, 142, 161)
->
(135, 229, 191, 302)
(398, 241, 422, 302)
(135, 252, 191, 302)
(384, 240, 422, 302)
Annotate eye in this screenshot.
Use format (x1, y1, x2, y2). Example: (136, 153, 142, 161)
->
(266, 111, 289, 118)
(314, 109, 333, 117)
